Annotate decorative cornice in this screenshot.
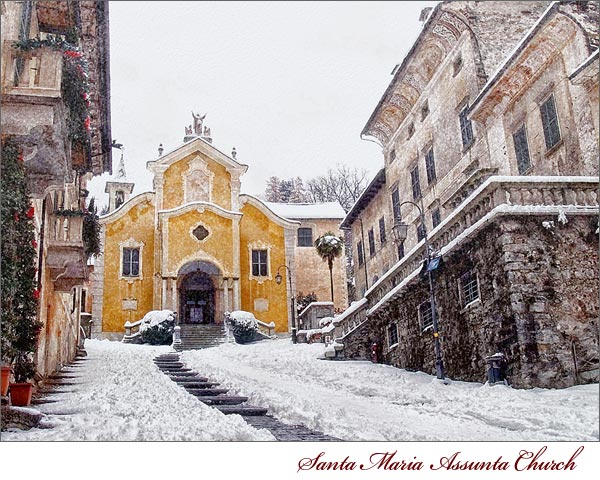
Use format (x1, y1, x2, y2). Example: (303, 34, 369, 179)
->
(99, 192, 155, 224)
(361, 7, 468, 146)
(158, 201, 242, 221)
(239, 194, 301, 229)
(146, 137, 248, 175)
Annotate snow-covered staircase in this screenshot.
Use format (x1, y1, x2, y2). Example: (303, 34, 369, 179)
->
(174, 324, 228, 351)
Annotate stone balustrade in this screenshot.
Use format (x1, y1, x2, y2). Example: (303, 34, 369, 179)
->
(334, 176, 599, 342)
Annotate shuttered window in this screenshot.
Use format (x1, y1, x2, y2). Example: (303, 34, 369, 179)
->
(540, 94, 561, 150)
(513, 125, 532, 174)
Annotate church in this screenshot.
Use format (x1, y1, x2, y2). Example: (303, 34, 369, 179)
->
(90, 114, 348, 344)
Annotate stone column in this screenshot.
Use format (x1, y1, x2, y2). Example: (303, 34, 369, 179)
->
(223, 277, 230, 312)
(232, 277, 240, 311)
(161, 278, 167, 309)
(171, 277, 178, 313)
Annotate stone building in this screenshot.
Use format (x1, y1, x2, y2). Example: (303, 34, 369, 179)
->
(338, 1, 599, 388)
(91, 117, 347, 346)
(1, 1, 112, 377)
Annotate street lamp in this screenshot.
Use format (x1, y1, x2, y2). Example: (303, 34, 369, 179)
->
(392, 201, 446, 380)
(275, 265, 297, 344)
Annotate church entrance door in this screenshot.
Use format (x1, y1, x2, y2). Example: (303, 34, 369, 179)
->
(179, 271, 215, 324)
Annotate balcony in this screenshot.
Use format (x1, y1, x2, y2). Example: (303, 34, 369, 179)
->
(46, 212, 87, 292)
(1, 41, 62, 99)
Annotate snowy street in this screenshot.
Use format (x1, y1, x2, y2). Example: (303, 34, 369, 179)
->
(2, 338, 598, 442)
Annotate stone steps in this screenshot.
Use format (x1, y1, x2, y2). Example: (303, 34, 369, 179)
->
(196, 395, 248, 405)
(153, 353, 339, 440)
(184, 388, 229, 396)
(216, 405, 269, 416)
(175, 325, 229, 350)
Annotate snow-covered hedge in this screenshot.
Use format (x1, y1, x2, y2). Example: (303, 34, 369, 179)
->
(138, 310, 176, 345)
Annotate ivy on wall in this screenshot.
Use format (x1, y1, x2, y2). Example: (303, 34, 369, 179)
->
(13, 34, 93, 171)
(0, 139, 42, 381)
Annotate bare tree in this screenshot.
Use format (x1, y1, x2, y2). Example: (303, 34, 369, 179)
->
(306, 164, 369, 212)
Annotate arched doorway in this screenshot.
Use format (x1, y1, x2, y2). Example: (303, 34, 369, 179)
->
(177, 261, 221, 325)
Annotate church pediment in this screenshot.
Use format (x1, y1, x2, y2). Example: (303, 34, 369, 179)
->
(147, 136, 248, 177)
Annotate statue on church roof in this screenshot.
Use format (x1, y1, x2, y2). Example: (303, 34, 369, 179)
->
(192, 111, 206, 135)
(185, 125, 192, 136)
(115, 150, 127, 180)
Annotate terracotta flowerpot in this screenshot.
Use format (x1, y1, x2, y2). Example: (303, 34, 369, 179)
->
(9, 382, 33, 406)
(1, 366, 11, 396)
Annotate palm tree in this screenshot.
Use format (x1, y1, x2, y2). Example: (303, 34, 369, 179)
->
(314, 231, 344, 303)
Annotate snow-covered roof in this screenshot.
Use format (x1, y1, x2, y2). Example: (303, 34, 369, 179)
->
(263, 201, 345, 220)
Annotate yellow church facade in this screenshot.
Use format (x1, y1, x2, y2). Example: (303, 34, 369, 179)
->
(91, 122, 348, 341)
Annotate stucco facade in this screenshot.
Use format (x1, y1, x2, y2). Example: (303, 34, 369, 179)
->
(92, 125, 347, 339)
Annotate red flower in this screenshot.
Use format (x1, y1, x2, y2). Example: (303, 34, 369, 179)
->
(84, 116, 91, 131)
(18, 152, 24, 162)
(26, 206, 35, 218)
(32, 239, 38, 249)
(64, 50, 82, 58)
(14, 212, 19, 222)
(33, 289, 40, 300)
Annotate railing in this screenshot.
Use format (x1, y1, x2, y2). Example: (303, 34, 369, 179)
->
(1, 41, 62, 97)
(48, 213, 84, 247)
(334, 177, 599, 341)
(256, 319, 276, 338)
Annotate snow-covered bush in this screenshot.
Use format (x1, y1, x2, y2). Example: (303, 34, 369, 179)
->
(139, 310, 176, 345)
(225, 310, 263, 344)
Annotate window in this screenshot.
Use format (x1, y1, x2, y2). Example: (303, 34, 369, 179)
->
(417, 222, 426, 242)
(81, 289, 87, 313)
(453, 54, 463, 76)
(513, 124, 532, 174)
(459, 106, 474, 149)
(460, 270, 480, 306)
(122, 247, 140, 277)
(425, 148, 436, 184)
(379, 217, 386, 244)
(357, 241, 364, 267)
(389, 148, 396, 163)
(411, 165, 421, 200)
(368, 228, 376, 257)
(397, 241, 405, 260)
(297, 227, 313, 247)
(391, 188, 401, 221)
(418, 301, 434, 331)
(431, 208, 441, 228)
(540, 94, 561, 150)
(387, 323, 399, 347)
(421, 101, 429, 120)
(115, 190, 125, 209)
(251, 249, 268, 277)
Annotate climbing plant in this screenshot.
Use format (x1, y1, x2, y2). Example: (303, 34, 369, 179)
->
(0, 139, 42, 381)
(13, 34, 92, 171)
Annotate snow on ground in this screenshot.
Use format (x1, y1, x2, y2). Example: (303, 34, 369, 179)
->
(181, 339, 599, 442)
(1, 339, 274, 441)
(2, 337, 598, 442)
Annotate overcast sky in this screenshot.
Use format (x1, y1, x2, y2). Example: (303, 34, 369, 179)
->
(88, 1, 438, 208)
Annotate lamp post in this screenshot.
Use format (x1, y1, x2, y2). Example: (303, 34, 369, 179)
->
(275, 265, 297, 344)
(391, 201, 445, 380)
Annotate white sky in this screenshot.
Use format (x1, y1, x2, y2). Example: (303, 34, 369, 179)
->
(88, 1, 438, 208)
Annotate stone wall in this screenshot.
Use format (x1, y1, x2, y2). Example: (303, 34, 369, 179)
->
(343, 213, 599, 388)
